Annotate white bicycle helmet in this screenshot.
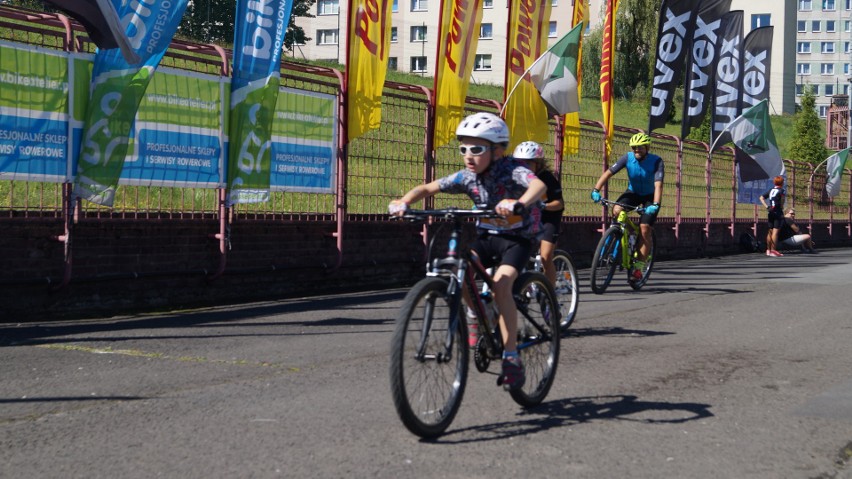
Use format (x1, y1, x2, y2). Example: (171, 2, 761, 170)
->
(455, 112, 510, 146)
(512, 141, 544, 160)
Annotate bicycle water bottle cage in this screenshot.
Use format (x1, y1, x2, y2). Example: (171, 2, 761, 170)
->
(427, 257, 458, 277)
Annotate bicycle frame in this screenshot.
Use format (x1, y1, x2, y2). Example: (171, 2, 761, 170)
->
(615, 210, 640, 270)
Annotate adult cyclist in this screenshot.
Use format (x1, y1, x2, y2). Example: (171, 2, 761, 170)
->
(590, 132, 664, 282)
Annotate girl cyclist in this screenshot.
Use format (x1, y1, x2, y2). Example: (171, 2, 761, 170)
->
(388, 112, 546, 392)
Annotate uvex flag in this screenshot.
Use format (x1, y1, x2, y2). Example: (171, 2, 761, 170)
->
(735, 25, 773, 184)
(226, 0, 294, 205)
(42, 0, 140, 64)
(825, 148, 850, 197)
(72, 0, 189, 206)
(648, 0, 699, 133)
(600, 0, 619, 157)
(562, 0, 588, 156)
(433, 0, 485, 148)
(710, 10, 743, 149)
(503, 0, 552, 146)
(527, 24, 582, 116)
(716, 100, 782, 181)
(681, 0, 732, 140)
(347, 0, 393, 141)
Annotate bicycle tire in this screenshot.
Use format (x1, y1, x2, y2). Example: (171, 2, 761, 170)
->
(629, 229, 657, 290)
(389, 277, 469, 438)
(590, 226, 622, 295)
(552, 250, 579, 330)
(509, 271, 560, 407)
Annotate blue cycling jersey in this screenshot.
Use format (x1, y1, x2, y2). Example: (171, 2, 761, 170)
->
(609, 152, 665, 196)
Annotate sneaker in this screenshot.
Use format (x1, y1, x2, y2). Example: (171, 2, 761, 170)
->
(768, 250, 783, 257)
(468, 323, 479, 348)
(498, 356, 525, 391)
(631, 269, 643, 281)
(766, 250, 771, 256)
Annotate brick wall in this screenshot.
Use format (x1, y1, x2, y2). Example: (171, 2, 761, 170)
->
(1, 217, 849, 321)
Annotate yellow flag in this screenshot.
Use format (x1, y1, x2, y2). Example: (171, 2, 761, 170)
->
(600, 0, 619, 158)
(504, 0, 552, 147)
(562, 0, 588, 156)
(434, 0, 485, 148)
(346, 0, 393, 142)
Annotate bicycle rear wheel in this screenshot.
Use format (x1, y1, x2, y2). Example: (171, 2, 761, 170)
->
(552, 250, 579, 330)
(629, 229, 657, 290)
(389, 277, 469, 438)
(590, 226, 622, 294)
(510, 271, 560, 407)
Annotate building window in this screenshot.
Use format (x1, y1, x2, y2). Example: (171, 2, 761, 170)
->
(847, 0, 852, 9)
(391, 27, 398, 43)
(799, 0, 812, 8)
(549, 22, 557, 37)
(410, 56, 428, 73)
(822, 41, 836, 53)
(824, 0, 836, 9)
(484, 0, 493, 7)
(317, 29, 339, 45)
(474, 54, 492, 71)
(752, 14, 770, 29)
(318, 0, 339, 15)
(819, 105, 829, 117)
(825, 84, 834, 96)
(798, 63, 811, 75)
(411, 25, 427, 42)
(846, 62, 851, 74)
(796, 84, 804, 96)
(388, 57, 398, 71)
(552, 0, 558, 5)
(480, 23, 493, 39)
(798, 42, 811, 53)
(411, 0, 427, 11)
(846, 20, 852, 32)
(393, 0, 398, 12)
(798, 20, 807, 32)
(845, 84, 850, 95)
(813, 20, 821, 32)
(827, 20, 837, 31)
(821, 63, 835, 75)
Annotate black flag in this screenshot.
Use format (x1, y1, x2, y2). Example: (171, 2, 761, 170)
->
(736, 26, 774, 182)
(41, 0, 139, 63)
(648, 0, 701, 133)
(680, 0, 732, 140)
(710, 10, 743, 150)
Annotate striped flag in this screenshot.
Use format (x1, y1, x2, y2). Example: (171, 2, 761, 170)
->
(600, 0, 619, 158)
(562, 0, 588, 156)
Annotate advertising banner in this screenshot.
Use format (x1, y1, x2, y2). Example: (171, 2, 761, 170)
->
(73, 0, 189, 206)
(0, 42, 70, 182)
(226, 0, 295, 205)
(270, 88, 337, 193)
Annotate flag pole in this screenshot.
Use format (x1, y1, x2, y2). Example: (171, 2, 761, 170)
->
(498, 46, 552, 117)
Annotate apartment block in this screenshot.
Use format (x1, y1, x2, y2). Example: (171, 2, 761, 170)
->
(288, 0, 600, 86)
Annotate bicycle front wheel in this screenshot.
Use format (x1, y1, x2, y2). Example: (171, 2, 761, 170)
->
(590, 226, 622, 294)
(552, 250, 579, 330)
(389, 277, 469, 438)
(510, 271, 560, 407)
(629, 229, 657, 290)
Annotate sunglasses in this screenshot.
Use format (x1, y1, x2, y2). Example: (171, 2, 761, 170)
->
(459, 145, 488, 155)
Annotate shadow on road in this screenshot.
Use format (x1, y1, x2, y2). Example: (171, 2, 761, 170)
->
(432, 394, 713, 444)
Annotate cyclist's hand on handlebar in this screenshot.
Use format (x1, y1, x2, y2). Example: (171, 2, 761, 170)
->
(645, 203, 660, 215)
(388, 200, 409, 217)
(496, 199, 523, 216)
(591, 189, 602, 203)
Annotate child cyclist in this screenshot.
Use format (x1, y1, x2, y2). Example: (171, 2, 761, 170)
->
(388, 112, 546, 391)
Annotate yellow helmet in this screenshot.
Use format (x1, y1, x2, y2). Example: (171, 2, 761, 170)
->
(628, 133, 651, 147)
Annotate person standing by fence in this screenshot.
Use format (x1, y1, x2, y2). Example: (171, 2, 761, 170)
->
(759, 176, 786, 257)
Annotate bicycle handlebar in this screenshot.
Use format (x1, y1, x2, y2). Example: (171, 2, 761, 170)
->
(599, 198, 646, 213)
(397, 208, 504, 222)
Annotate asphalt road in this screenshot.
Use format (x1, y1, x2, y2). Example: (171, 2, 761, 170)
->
(2, 248, 852, 478)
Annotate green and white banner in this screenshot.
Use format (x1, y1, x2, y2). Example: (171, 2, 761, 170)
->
(0, 41, 70, 182)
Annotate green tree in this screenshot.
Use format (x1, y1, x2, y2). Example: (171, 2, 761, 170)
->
(788, 88, 829, 165)
(175, 0, 315, 50)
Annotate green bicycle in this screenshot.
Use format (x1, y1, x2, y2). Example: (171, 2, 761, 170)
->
(590, 199, 657, 294)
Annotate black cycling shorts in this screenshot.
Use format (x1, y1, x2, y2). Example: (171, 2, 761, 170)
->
(767, 209, 785, 229)
(470, 233, 533, 273)
(616, 191, 658, 226)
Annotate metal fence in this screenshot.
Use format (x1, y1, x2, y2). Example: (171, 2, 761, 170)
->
(2, 5, 852, 267)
